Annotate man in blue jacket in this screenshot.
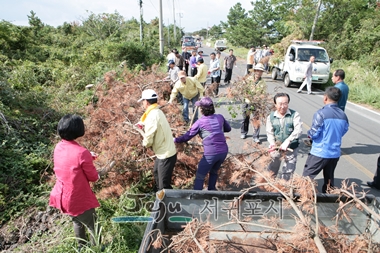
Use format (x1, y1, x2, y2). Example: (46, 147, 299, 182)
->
(302, 87, 349, 193)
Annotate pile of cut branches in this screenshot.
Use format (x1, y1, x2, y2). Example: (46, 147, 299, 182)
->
(225, 73, 275, 123)
(152, 155, 380, 252)
(77, 67, 202, 197)
(73, 67, 268, 198)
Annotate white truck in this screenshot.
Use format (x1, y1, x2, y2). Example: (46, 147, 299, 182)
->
(214, 40, 228, 52)
(271, 41, 333, 87)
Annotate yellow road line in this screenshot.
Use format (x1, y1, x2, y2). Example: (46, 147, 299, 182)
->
(303, 123, 374, 179)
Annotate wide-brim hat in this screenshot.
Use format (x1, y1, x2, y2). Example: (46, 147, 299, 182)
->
(254, 63, 265, 71)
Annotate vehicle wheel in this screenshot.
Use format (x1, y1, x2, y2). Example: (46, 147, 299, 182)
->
(284, 73, 293, 87)
(271, 68, 278, 80)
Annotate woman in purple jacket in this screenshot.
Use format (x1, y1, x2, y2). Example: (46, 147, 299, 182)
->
(174, 97, 231, 190)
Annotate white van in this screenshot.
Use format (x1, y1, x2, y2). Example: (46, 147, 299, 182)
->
(272, 41, 333, 87)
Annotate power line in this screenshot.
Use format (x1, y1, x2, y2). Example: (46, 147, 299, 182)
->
(147, 0, 158, 13)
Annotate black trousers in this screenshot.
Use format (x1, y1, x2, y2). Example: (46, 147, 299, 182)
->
(191, 67, 197, 77)
(224, 68, 233, 82)
(211, 76, 221, 95)
(240, 104, 260, 138)
(302, 154, 339, 193)
(184, 63, 189, 76)
(373, 155, 380, 187)
(246, 64, 253, 75)
(153, 154, 177, 190)
(71, 208, 98, 247)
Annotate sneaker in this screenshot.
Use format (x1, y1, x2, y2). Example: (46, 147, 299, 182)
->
(297, 90, 302, 93)
(308, 92, 313, 95)
(253, 137, 260, 143)
(240, 134, 247, 139)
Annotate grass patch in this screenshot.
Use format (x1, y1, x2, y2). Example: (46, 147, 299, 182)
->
(11, 188, 153, 253)
(230, 47, 249, 59)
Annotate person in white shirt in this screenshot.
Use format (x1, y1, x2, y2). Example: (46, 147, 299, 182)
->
(297, 55, 315, 94)
(209, 52, 221, 96)
(246, 46, 256, 75)
(166, 49, 176, 71)
(165, 60, 180, 84)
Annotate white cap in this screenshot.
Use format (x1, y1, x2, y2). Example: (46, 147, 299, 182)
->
(137, 89, 158, 102)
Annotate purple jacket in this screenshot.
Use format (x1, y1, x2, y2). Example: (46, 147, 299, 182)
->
(190, 56, 197, 68)
(175, 114, 231, 155)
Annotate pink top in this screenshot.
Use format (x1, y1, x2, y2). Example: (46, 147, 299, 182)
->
(49, 140, 100, 216)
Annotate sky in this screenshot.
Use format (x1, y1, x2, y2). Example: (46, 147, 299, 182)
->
(1, 0, 254, 32)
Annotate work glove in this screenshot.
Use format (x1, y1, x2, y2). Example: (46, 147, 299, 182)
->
(268, 144, 276, 152)
(280, 139, 290, 151)
(135, 122, 144, 129)
(90, 152, 98, 160)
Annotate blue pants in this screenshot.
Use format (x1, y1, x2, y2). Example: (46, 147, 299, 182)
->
(182, 94, 199, 123)
(194, 153, 228, 190)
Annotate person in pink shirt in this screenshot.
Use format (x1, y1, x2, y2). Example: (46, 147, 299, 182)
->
(49, 114, 101, 250)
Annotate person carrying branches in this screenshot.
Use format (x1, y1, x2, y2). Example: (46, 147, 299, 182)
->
(266, 93, 303, 180)
(240, 63, 267, 143)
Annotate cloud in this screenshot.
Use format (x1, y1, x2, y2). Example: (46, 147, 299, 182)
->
(1, 0, 253, 32)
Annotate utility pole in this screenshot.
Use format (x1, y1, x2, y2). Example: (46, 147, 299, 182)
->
(159, 0, 164, 55)
(310, 0, 322, 41)
(167, 19, 170, 46)
(172, 0, 176, 43)
(139, 0, 143, 43)
(177, 13, 183, 31)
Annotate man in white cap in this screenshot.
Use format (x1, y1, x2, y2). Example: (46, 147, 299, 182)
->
(241, 63, 267, 143)
(138, 89, 177, 191)
(169, 71, 205, 124)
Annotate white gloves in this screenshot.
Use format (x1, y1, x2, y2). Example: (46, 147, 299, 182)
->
(280, 140, 290, 151)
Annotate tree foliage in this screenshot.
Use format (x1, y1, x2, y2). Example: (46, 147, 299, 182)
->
(0, 10, 174, 225)
(221, 0, 379, 68)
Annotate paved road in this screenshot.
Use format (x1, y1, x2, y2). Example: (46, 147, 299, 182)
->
(197, 45, 380, 196)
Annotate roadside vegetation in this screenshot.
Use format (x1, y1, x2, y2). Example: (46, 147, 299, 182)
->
(0, 11, 182, 252)
(0, 0, 380, 252)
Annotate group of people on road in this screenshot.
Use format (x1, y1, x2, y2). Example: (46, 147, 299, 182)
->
(264, 69, 350, 193)
(50, 43, 380, 250)
(166, 47, 238, 90)
(246, 45, 273, 74)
